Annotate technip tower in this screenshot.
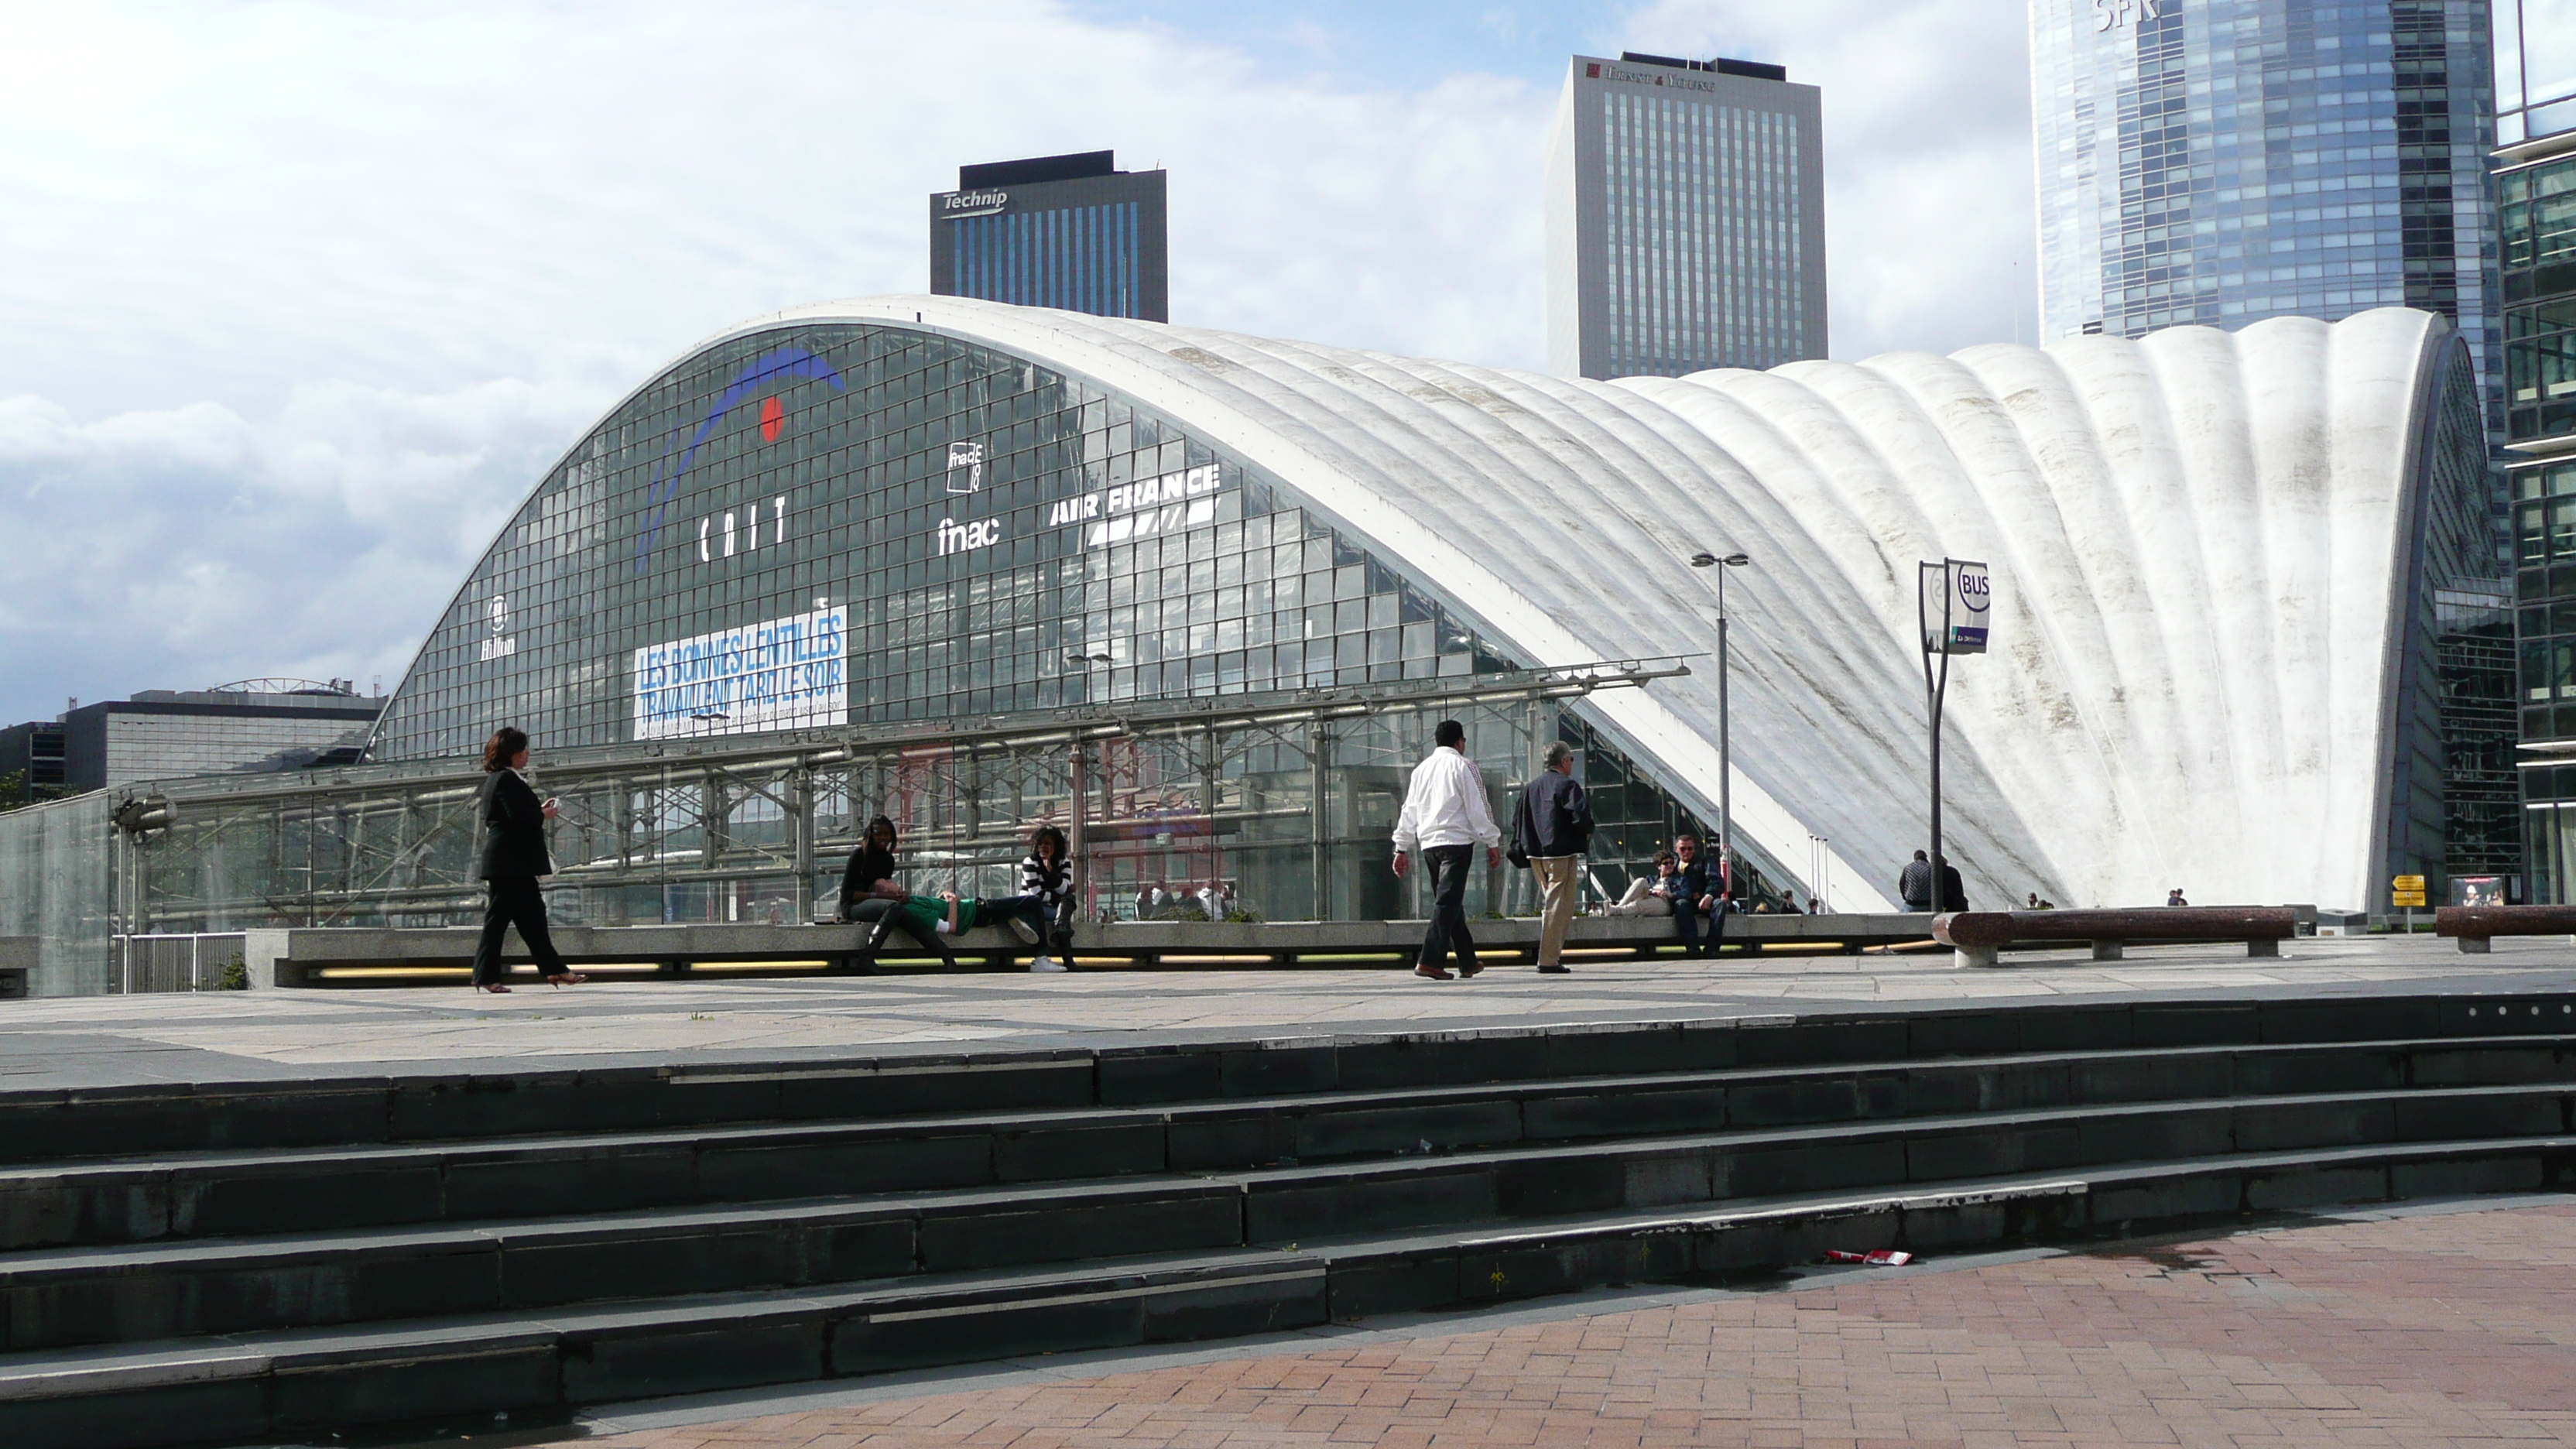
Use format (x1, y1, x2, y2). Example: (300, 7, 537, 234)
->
(1546, 53, 1827, 381)
(930, 151, 1168, 322)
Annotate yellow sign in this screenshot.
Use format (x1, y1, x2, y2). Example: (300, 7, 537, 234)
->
(2392, 874, 2427, 908)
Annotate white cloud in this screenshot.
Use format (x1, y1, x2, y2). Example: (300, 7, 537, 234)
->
(0, 0, 2035, 723)
(0, 381, 594, 709)
(1614, 0, 2040, 355)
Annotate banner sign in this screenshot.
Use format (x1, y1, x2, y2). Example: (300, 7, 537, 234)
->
(634, 606, 847, 740)
(1920, 559, 1991, 656)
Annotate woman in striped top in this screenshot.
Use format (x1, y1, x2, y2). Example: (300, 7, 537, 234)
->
(1018, 825, 1074, 973)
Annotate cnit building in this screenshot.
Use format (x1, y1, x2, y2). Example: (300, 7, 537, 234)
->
(0, 293, 2491, 993)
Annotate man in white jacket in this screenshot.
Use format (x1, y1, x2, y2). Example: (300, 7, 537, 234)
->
(1391, 718, 1502, 981)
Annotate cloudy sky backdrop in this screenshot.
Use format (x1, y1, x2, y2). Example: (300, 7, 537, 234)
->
(0, 0, 2040, 725)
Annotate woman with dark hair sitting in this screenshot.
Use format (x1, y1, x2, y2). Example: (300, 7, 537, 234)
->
(1019, 824, 1074, 973)
(470, 726, 584, 993)
(840, 816, 956, 971)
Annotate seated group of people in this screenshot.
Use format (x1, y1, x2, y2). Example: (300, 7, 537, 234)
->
(837, 817, 1076, 974)
(1597, 832, 1740, 957)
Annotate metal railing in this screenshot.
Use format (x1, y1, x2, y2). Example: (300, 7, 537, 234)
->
(115, 933, 248, 993)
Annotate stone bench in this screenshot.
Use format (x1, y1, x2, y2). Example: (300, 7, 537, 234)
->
(233, 913, 1949, 986)
(1931, 907, 2298, 968)
(2436, 906, 2576, 954)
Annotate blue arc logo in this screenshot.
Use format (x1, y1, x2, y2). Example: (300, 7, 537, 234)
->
(632, 347, 845, 574)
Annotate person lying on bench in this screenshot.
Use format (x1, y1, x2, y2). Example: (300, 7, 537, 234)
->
(879, 889, 1047, 968)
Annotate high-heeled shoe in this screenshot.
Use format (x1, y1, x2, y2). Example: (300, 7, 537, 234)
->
(546, 972, 587, 988)
(479, 982, 512, 993)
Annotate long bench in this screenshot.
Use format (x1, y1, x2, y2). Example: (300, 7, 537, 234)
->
(1931, 907, 2298, 968)
(2438, 906, 2576, 954)
(238, 913, 1947, 987)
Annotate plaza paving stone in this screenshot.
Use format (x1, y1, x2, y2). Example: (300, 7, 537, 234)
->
(3, 933, 2574, 1091)
(568, 1200, 2576, 1449)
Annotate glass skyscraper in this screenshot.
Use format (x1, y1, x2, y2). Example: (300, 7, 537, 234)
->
(2032, 2, 2498, 418)
(2497, 4, 2576, 900)
(1546, 53, 1827, 380)
(930, 151, 1169, 322)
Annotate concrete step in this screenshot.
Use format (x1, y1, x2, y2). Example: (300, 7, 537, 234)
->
(5, 1033, 2569, 1252)
(9, 991, 2571, 1166)
(2, 1134, 2568, 1449)
(3, 1078, 2567, 1351)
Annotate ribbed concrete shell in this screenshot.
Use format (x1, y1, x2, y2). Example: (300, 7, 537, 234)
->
(437, 298, 2478, 913)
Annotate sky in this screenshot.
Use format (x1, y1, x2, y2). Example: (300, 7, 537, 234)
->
(0, 0, 2041, 724)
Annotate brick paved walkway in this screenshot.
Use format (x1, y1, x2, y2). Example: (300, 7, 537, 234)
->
(581, 1202, 2576, 1448)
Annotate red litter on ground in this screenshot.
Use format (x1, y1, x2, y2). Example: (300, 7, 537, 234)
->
(1822, 1249, 1913, 1266)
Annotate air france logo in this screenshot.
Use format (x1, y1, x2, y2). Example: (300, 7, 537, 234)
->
(1049, 464, 1225, 546)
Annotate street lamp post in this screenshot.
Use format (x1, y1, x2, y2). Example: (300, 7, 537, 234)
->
(1688, 551, 1750, 857)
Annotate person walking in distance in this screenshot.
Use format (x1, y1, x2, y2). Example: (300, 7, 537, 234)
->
(469, 726, 584, 994)
(1392, 718, 1502, 981)
(1899, 850, 1934, 913)
(1514, 741, 1595, 975)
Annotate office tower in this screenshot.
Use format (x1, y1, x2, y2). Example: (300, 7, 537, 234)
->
(2497, 4, 2576, 899)
(929, 150, 1168, 321)
(1546, 53, 1828, 380)
(2030, 2, 2497, 384)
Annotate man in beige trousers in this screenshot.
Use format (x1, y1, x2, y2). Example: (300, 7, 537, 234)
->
(1512, 742, 1595, 975)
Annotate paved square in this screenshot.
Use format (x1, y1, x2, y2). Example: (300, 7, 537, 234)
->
(6, 933, 2574, 1091)
(577, 1201, 2576, 1448)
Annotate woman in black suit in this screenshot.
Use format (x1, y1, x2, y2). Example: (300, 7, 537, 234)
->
(470, 726, 585, 993)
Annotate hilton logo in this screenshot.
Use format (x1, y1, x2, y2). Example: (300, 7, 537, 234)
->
(480, 595, 517, 663)
(2092, 0, 2163, 29)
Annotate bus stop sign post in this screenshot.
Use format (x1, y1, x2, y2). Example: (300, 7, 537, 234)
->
(1918, 560, 1990, 909)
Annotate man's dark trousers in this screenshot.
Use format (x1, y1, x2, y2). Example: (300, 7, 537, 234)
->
(1673, 899, 1725, 957)
(1417, 843, 1478, 972)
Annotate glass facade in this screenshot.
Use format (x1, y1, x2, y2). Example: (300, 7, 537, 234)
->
(2032, 2, 2499, 486)
(374, 322, 1554, 760)
(2499, 111, 2576, 901)
(34, 675, 1756, 981)
(944, 204, 1145, 317)
(2501, 152, 2576, 440)
(1599, 90, 1810, 376)
(930, 166, 1168, 323)
(0, 316, 1828, 992)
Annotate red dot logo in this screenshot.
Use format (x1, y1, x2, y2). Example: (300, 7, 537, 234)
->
(759, 396, 783, 443)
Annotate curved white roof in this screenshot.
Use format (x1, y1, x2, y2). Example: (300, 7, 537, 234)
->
(567, 299, 2465, 911)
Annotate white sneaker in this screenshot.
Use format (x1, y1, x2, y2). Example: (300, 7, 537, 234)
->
(1031, 955, 1069, 973)
(1008, 916, 1043, 945)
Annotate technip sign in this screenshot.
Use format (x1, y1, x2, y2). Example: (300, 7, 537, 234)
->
(939, 189, 1009, 218)
(633, 607, 848, 740)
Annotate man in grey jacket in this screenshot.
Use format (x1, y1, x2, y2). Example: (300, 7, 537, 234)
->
(1514, 742, 1595, 975)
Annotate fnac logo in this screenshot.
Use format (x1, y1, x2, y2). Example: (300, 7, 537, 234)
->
(632, 347, 845, 574)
